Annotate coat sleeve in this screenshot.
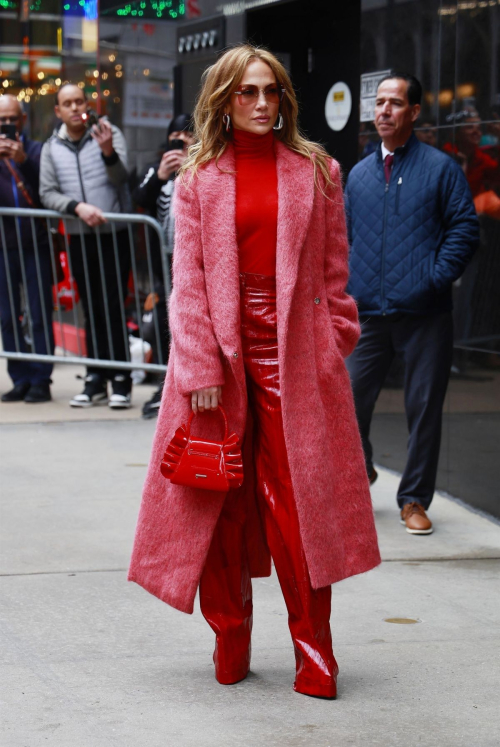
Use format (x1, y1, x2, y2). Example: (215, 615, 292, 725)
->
(324, 159, 360, 359)
(433, 159, 479, 293)
(132, 163, 165, 210)
(169, 175, 225, 396)
(18, 140, 41, 200)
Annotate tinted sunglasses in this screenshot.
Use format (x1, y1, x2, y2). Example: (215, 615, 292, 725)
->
(233, 85, 286, 106)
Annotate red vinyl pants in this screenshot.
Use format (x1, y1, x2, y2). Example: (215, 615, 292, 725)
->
(199, 273, 338, 698)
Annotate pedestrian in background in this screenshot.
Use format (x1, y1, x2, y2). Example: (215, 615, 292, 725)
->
(345, 73, 479, 535)
(0, 95, 54, 404)
(129, 44, 380, 699)
(40, 84, 132, 409)
(133, 113, 194, 419)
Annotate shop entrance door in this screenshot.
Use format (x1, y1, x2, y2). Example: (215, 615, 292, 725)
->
(246, 0, 361, 174)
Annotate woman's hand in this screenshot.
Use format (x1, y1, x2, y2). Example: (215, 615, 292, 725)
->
(191, 386, 222, 413)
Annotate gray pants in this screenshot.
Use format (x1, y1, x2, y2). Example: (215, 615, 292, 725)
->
(346, 312, 453, 510)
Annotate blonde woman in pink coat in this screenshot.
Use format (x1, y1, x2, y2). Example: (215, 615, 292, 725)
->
(129, 44, 381, 699)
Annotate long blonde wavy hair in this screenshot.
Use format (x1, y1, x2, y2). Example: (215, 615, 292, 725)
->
(179, 44, 334, 191)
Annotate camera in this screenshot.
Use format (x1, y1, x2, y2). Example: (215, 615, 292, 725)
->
(0, 124, 17, 140)
(168, 138, 185, 151)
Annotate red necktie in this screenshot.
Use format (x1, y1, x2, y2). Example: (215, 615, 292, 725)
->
(384, 154, 394, 184)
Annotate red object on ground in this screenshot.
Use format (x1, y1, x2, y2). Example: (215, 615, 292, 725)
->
(199, 274, 338, 697)
(52, 322, 87, 357)
(52, 254, 80, 312)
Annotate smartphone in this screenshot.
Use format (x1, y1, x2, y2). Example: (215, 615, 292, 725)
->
(168, 138, 185, 151)
(82, 108, 100, 130)
(0, 124, 17, 140)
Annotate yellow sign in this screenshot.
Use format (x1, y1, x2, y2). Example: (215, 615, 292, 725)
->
(333, 91, 344, 102)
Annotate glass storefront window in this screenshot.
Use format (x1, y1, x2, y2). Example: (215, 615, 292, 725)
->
(361, 0, 500, 516)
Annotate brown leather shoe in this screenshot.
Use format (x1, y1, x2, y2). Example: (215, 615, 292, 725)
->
(400, 502, 433, 535)
(369, 467, 378, 486)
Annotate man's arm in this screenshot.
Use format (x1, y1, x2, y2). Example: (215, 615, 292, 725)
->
(17, 139, 41, 196)
(101, 124, 128, 187)
(433, 160, 480, 293)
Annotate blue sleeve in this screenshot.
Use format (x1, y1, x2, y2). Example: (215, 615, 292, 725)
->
(344, 177, 352, 246)
(18, 139, 42, 200)
(433, 160, 479, 293)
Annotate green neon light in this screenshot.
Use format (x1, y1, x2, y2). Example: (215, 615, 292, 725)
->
(102, 0, 185, 18)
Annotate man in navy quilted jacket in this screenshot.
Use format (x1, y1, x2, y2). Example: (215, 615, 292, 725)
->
(345, 73, 479, 535)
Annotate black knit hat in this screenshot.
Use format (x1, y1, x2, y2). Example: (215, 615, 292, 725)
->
(167, 113, 193, 137)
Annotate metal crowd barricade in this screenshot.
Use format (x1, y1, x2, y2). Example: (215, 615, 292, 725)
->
(0, 207, 171, 374)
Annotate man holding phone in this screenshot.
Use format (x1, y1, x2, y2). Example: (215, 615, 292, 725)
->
(133, 113, 194, 419)
(40, 84, 132, 409)
(0, 95, 54, 404)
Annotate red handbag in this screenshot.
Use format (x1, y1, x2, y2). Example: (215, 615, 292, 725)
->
(160, 406, 244, 492)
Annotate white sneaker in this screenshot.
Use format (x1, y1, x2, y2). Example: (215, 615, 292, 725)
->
(69, 375, 108, 408)
(108, 392, 132, 409)
(108, 374, 132, 409)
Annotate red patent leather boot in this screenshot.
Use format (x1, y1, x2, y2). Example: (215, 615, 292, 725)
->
(199, 494, 253, 685)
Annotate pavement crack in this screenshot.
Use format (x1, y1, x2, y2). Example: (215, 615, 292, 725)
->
(0, 568, 128, 577)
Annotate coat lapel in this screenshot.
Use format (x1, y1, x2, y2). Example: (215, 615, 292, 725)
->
(197, 147, 241, 355)
(275, 142, 315, 328)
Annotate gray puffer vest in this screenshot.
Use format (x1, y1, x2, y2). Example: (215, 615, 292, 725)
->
(39, 122, 131, 234)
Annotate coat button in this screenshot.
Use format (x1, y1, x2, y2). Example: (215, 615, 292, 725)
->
(314, 297, 321, 304)
(233, 351, 239, 358)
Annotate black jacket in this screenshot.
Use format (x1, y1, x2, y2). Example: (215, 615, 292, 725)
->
(133, 162, 175, 281)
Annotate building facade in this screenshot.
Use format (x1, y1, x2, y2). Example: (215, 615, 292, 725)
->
(1, 0, 499, 516)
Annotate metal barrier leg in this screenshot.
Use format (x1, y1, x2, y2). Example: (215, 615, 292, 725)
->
(144, 223, 163, 366)
(0, 217, 26, 387)
(111, 222, 131, 365)
(127, 223, 148, 368)
(78, 223, 99, 367)
(29, 218, 54, 385)
(94, 226, 116, 370)
(14, 216, 35, 351)
(46, 218, 68, 356)
(62, 220, 83, 360)
(0, 216, 22, 355)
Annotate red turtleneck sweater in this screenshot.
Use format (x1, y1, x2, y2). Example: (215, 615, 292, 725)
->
(233, 128, 278, 277)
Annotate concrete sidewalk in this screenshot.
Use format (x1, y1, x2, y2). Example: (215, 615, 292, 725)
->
(1, 390, 499, 745)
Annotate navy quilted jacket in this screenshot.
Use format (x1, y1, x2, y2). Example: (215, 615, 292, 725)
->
(345, 133, 479, 315)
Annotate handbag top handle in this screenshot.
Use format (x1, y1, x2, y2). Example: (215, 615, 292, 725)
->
(186, 405, 229, 442)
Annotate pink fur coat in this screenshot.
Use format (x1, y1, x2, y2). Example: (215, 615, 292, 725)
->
(128, 141, 381, 613)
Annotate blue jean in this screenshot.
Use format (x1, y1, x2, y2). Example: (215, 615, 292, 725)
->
(0, 243, 54, 386)
(346, 312, 453, 510)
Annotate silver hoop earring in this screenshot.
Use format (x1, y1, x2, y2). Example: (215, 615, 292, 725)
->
(273, 112, 284, 131)
(222, 113, 231, 132)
